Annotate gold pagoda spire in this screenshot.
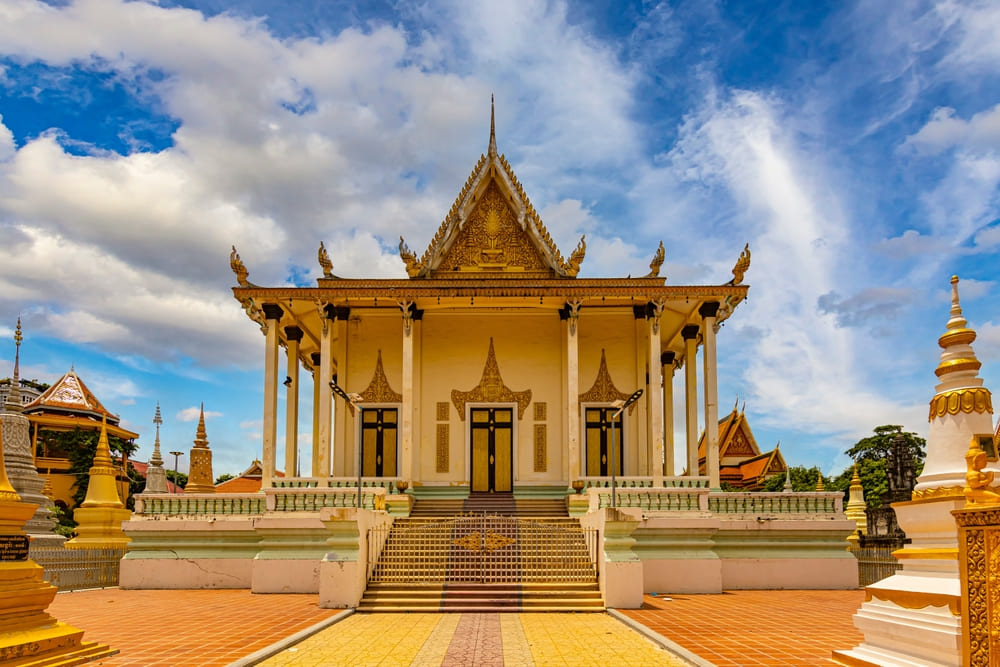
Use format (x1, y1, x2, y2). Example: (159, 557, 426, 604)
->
(934, 275, 982, 378)
(79, 415, 123, 509)
(488, 94, 497, 157)
(845, 463, 868, 545)
(65, 414, 131, 549)
(151, 403, 163, 467)
(195, 403, 208, 448)
(185, 404, 215, 494)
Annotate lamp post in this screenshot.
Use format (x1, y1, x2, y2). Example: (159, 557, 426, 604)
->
(610, 389, 644, 509)
(329, 379, 362, 509)
(169, 451, 184, 494)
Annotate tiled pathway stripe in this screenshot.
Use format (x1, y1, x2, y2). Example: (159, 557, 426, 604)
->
(260, 612, 689, 666)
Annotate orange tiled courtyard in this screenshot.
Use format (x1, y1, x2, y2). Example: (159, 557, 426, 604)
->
(49, 588, 865, 666)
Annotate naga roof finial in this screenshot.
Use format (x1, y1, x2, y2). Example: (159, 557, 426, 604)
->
(645, 240, 665, 278)
(488, 94, 497, 157)
(730, 243, 751, 285)
(318, 241, 335, 279)
(230, 246, 249, 287)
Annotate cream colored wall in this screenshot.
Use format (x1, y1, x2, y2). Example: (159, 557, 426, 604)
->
(335, 306, 652, 486)
(417, 310, 564, 486)
(578, 309, 646, 478)
(342, 311, 403, 477)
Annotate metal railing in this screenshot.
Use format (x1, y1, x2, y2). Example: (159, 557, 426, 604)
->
(30, 546, 127, 591)
(368, 516, 598, 584)
(849, 541, 902, 587)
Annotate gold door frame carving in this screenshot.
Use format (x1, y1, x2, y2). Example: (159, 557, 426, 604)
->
(579, 349, 637, 415)
(452, 338, 531, 420)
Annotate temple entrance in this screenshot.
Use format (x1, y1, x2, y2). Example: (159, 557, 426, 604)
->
(361, 407, 398, 477)
(585, 407, 624, 477)
(470, 407, 513, 493)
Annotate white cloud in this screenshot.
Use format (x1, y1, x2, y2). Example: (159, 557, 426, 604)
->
(177, 406, 222, 422)
(905, 105, 1000, 154)
(239, 419, 263, 430)
(874, 229, 955, 258)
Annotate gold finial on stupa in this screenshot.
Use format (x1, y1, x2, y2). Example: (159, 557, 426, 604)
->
(151, 403, 163, 467)
(815, 474, 825, 492)
(65, 414, 131, 549)
(194, 403, 208, 448)
(934, 275, 982, 378)
(845, 463, 868, 544)
(79, 415, 123, 508)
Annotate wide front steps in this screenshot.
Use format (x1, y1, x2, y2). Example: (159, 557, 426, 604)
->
(358, 582, 604, 613)
(363, 515, 600, 612)
(410, 494, 568, 517)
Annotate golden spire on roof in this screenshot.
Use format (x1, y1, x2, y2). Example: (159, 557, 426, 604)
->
(934, 275, 982, 379)
(488, 93, 497, 157)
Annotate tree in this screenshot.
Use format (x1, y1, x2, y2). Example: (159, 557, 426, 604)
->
(845, 425, 926, 508)
(761, 466, 832, 492)
(166, 470, 188, 489)
(215, 473, 235, 484)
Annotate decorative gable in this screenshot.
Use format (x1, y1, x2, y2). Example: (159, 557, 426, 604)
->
(399, 102, 585, 279)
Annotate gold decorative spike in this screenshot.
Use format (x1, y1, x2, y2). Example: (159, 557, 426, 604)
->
(318, 241, 335, 278)
(964, 435, 1000, 506)
(645, 240, 665, 278)
(579, 350, 636, 415)
(230, 245, 249, 287)
(562, 235, 586, 277)
(488, 93, 497, 157)
(359, 351, 403, 404)
(399, 237, 424, 277)
(730, 243, 751, 285)
(451, 338, 532, 420)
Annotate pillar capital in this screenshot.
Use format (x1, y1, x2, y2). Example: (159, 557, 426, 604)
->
(698, 301, 721, 319)
(681, 324, 700, 340)
(284, 326, 303, 342)
(661, 351, 676, 366)
(310, 353, 321, 370)
(262, 303, 284, 320)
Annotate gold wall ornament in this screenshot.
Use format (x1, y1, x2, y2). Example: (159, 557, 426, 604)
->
(434, 181, 549, 274)
(436, 424, 449, 472)
(911, 485, 966, 501)
(955, 505, 1000, 666)
(436, 402, 450, 421)
(964, 435, 1000, 506)
(534, 402, 547, 421)
(230, 245, 249, 287)
(579, 349, 637, 415)
(534, 424, 547, 472)
(730, 243, 751, 285)
(645, 240, 665, 278)
(451, 338, 532, 420)
(928, 387, 993, 421)
(317, 241, 335, 278)
(358, 351, 402, 404)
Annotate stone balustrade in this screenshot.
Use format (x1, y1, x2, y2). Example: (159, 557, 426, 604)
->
(593, 487, 708, 512)
(708, 492, 843, 515)
(579, 476, 709, 490)
(265, 487, 385, 512)
(271, 477, 403, 493)
(135, 493, 265, 515)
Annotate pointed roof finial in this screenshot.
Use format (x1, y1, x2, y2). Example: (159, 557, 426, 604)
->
(151, 402, 163, 466)
(194, 403, 209, 448)
(488, 94, 497, 157)
(7, 316, 23, 410)
(934, 274, 983, 381)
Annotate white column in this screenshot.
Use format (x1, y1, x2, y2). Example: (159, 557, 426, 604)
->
(261, 303, 283, 489)
(332, 311, 350, 476)
(284, 327, 302, 478)
(317, 307, 335, 477)
(564, 303, 581, 483)
(310, 353, 321, 476)
(661, 352, 676, 477)
(700, 302, 720, 489)
(400, 305, 416, 483)
(647, 317, 664, 487)
(682, 325, 700, 477)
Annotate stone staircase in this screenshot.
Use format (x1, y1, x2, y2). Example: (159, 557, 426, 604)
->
(360, 513, 601, 612)
(410, 493, 568, 518)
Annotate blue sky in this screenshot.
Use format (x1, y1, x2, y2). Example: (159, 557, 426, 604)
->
(1, 0, 998, 478)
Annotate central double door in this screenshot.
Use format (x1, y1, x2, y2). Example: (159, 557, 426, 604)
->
(470, 407, 513, 493)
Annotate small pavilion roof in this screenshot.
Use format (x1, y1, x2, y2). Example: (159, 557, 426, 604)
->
(23, 369, 138, 440)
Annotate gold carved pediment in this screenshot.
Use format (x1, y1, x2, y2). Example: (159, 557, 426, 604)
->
(579, 349, 637, 415)
(451, 338, 531, 420)
(432, 181, 550, 276)
(359, 351, 402, 404)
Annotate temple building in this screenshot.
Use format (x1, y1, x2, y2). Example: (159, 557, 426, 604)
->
(696, 404, 788, 490)
(23, 368, 138, 508)
(231, 105, 751, 496)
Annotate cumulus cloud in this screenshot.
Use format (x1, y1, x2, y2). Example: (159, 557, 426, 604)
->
(905, 105, 1000, 154)
(817, 288, 916, 329)
(177, 406, 222, 422)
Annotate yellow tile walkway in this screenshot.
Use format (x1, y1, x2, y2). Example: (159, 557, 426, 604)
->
(259, 612, 692, 666)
